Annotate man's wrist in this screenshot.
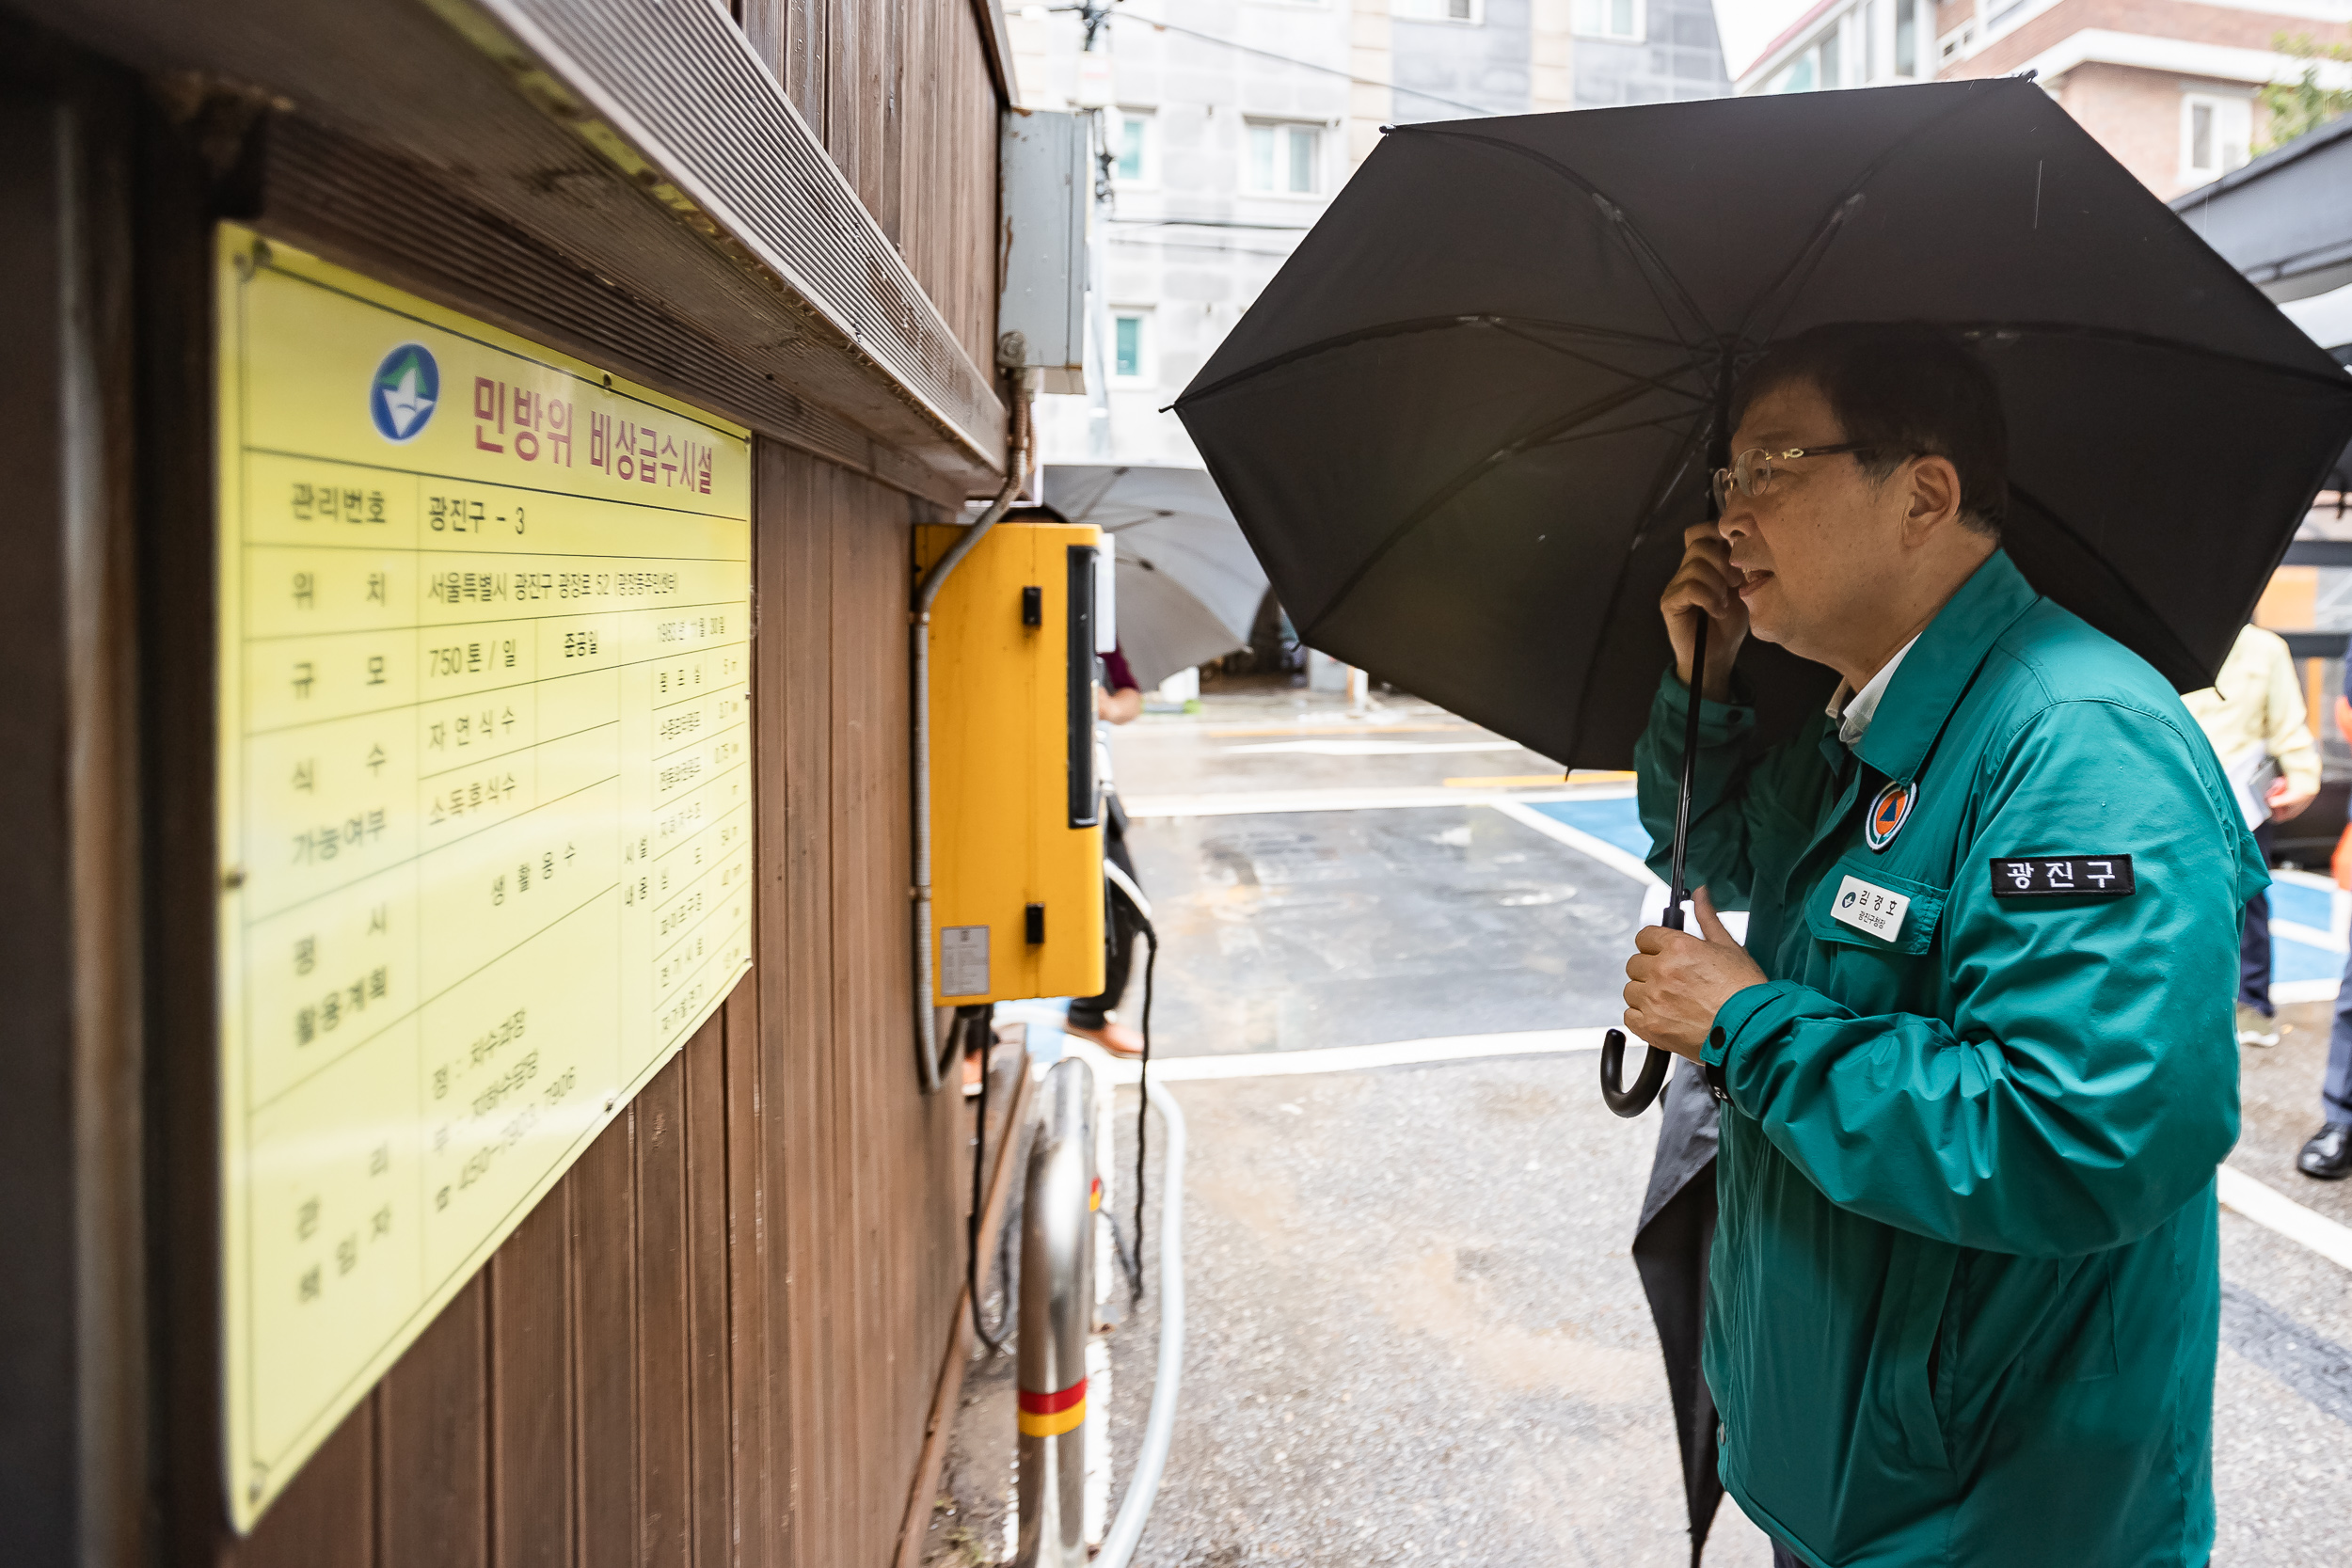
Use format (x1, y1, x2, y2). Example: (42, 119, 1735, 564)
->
(1699, 980, 1797, 1104)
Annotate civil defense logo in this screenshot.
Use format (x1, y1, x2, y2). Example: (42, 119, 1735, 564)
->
(1865, 778, 1917, 852)
(370, 342, 439, 443)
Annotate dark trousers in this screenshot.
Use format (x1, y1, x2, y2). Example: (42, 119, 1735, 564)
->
(1067, 829, 1140, 1030)
(2327, 938, 2352, 1124)
(2241, 820, 2275, 1015)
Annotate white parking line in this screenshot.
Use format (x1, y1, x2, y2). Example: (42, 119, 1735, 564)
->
(2217, 1164, 2352, 1275)
(1486, 798, 1663, 888)
(1076, 1029, 1608, 1085)
(1121, 785, 1599, 817)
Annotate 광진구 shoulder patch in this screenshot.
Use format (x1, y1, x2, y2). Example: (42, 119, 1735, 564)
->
(1989, 855, 2134, 898)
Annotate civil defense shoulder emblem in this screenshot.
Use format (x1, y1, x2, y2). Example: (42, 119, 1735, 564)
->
(370, 342, 439, 443)
(1866, 777, 1917, 851)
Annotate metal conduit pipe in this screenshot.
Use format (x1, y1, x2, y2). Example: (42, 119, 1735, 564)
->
(911, 366, 1035, 1092)
(1091, 1080, 1186, 1568)
(1015, 1058, 1097, 1568)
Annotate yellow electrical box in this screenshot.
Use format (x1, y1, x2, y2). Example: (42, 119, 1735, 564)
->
(918, 520, 1106, 1005)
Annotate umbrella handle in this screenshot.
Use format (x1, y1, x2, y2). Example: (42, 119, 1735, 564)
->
(1599, 1027, 1671, 1117)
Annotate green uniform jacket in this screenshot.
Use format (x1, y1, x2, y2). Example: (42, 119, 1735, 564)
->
(1633, 550, 2263, 1567)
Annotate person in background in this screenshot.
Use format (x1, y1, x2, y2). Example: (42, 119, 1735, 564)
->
(2300, 636, 2352, 1180)
(2184, 623, 2319, 1048)
(1065, 643, 1147, 1058)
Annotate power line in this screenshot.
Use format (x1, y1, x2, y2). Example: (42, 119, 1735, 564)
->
(1108, 234, 1305, 258)
(1108, 217, 1316, 230)
(1045, 3, 1500, 119)
(1138, 13, 1498, 118)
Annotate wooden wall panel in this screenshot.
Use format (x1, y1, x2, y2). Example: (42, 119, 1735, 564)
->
(754, 439, 972, 1568)
(234, 1414, 374, 1568)
(685, 1016, 736, 1568)
(721, 982, 774, 1568)
(375, 1278, 489, 1568)
(637, 1062, 694, 1568)
(490, 1190, 574, 1568)
(572, 1084, 642, 1568)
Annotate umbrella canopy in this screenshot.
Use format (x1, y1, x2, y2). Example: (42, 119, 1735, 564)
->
(1173, 78, 2352, 768)
(1043, 464, 1270, 689)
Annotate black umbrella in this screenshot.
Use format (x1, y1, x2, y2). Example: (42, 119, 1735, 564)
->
(1175, 79, 2352, 751)
(1173, 78, 2352, 1563)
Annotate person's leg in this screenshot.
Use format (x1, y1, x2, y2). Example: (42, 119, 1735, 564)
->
(1771, 1543, 1807, 1568)
(2241, 822, 2276, 1015)
(2326, 983, 2352, 1129)
(2299, 943, 2352, 1177)
(1066, 832, 1138, 1033)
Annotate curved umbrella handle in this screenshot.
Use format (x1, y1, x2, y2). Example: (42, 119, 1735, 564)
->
(1599, 1027, 1671, 1117)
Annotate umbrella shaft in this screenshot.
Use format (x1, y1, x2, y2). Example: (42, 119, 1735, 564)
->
(1665, 616, 1706, 932)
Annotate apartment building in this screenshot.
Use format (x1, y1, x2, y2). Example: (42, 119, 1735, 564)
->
(1016, 0, 1732, 469)
(1739, 1, 2352, 198)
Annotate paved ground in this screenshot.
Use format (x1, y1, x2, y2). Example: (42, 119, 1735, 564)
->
(920, 685, 2352, 1568)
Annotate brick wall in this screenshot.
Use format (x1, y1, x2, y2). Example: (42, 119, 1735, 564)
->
(2047, 58, 2262, 196)
(1946, 0, 2350, 82)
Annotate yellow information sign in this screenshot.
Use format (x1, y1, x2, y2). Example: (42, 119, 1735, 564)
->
(215, 225, 753, 1530)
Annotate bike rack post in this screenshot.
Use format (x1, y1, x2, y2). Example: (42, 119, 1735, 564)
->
(1013, 1058, 1096, 1568)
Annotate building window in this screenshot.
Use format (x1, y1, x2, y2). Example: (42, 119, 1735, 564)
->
(1113, 110, 1154, 185)
(1940, 20, 1974, 63)
(1110, 311, 1152, 383)
(1247, 122, 1324, 196)
(2183, 93, 2252, 182)
(1395, 0, 1482, 20)
(1820, 25, 1841, 89)
(1768, 49, 1818, 94)
(1895, 0, 1917, 77)
(1570, 0, 1642, 41)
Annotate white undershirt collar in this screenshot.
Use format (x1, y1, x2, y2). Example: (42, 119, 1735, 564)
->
(1829, 634, 1920, 747)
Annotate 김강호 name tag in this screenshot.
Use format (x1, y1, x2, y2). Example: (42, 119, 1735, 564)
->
(1989, 855, 2135, 897)
(1832, 874, 1910, 942)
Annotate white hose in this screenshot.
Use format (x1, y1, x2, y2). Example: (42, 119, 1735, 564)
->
(1094, 1082, 1186, 1568)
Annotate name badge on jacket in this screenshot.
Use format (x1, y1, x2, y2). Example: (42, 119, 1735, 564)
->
(1832, 874, 1910, 941)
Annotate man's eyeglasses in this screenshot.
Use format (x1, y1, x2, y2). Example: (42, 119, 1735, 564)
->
(1709, 442, 1881, 512)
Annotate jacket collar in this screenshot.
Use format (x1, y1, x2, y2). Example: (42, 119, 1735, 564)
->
(1851, 549, 2041, 782)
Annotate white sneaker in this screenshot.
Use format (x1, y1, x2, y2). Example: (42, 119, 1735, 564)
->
(2236, 1003, 2280, 1049)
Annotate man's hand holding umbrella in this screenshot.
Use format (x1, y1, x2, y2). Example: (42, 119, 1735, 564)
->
(1622, 888, 1761, 1059)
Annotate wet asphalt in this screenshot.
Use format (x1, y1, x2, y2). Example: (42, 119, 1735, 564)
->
(920, 686, 2352, 1568)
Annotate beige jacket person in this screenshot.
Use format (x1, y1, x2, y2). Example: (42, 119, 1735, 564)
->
(2183, 624, 2320, 820)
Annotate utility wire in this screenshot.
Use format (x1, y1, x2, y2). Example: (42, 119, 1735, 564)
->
(1108, 217, 1316, 230)
(1046, 3, 1500, 119)
(1108, 235, 1306, 258)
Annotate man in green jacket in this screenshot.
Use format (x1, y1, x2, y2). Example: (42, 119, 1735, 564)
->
(1621, 325, 2263, 1567)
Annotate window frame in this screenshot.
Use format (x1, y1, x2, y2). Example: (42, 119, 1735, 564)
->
(1569, 0, 1644, 42)
(2180, 90, 2252, 183)
(1394, 0, 1486, 23)
(1108, 309, 1155, 386)
(1111, 107, 1158, 189)
(1242, 119, 1328, 198)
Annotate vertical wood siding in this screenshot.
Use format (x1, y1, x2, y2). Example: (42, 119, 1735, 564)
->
(201, 440, 972, 1568)
(741, 0, 1002, 371)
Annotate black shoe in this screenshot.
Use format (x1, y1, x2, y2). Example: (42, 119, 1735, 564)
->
(2298, 1123, 2352, 1180)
